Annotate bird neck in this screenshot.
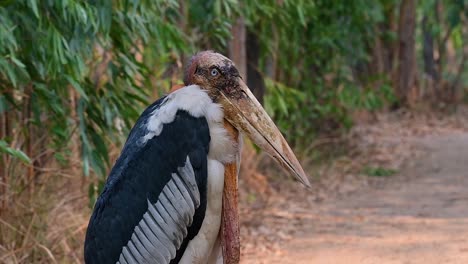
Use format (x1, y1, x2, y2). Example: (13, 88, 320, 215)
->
(220, 120, 241, 264)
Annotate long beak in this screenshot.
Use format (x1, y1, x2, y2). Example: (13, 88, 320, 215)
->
(219, 79, 311, 187)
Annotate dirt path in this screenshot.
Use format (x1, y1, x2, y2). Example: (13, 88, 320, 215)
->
(243, 132, 468, 263)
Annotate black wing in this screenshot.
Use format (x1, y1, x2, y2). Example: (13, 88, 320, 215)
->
(84, 97, 210, 264)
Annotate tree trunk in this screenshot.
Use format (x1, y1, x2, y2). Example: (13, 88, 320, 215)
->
(435, 0, 456, 101)
(449, 14, 468, 103)
(246, 30, 265, 105)
(422, 17, 437, 80)
(395, 0, 418, 105)
(371, 34, 385, 76)
(382, 2, 398, 74)
(422, 16, 438, 100)
(228, 18, 247, 80)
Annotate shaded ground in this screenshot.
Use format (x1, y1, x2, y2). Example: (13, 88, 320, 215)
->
(241, 112, 468, 263)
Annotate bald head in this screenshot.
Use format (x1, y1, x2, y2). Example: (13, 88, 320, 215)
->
(183, 51, 238, 86)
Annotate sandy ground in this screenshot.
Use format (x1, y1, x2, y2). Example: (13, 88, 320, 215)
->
(241, 131, 468, 263)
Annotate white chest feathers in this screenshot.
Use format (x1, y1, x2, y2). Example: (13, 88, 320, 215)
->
(145, 85, 238, 164)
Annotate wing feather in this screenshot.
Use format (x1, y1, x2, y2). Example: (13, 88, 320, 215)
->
(124, 160, 200, 263)
(141, 210, 173, 260)
(84, 102, 210, 264)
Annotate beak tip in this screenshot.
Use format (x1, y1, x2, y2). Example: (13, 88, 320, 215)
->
(299, 176, 312, 188)
(293, 166, 311, 188)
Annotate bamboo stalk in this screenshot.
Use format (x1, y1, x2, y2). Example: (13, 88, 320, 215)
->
(23, 84, 34, 194)
(1, 88, 12, 212)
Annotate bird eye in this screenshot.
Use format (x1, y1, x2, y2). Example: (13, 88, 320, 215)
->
(210, 68, 219, 77)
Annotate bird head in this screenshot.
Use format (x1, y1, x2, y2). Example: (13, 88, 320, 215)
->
(184, 51, 310, 187)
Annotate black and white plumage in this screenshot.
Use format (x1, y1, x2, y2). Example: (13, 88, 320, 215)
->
(85, 85, 237, 263)
(84, 51, 310, 264)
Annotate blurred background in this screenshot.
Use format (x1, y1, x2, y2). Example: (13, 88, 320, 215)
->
(0, 0, 467, 263)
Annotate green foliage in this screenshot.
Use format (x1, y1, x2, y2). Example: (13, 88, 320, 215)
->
(0, 0, 400, 181)
(418, 0, 467, 83)
(264, 78, 310, 144)
(265, 79, 398, 148)
(1, 0, 464, 204)
(363, 166, 398, 177)
(339, 82, 397, 111)
(0, 139, 31, 164)
(0, 0, 244, 205)
(187, 0, 239, 50)
(0, 0, 193, 205)
(243, 0, 393, 147)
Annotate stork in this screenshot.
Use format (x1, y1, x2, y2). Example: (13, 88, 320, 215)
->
(84, 51, 310, 264)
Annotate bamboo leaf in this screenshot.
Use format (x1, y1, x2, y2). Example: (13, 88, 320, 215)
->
(0, 140, 31, 164)
(65, 75, 89, 101)
(10, 56, 25, 68)
(28, 0, 39, 18)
